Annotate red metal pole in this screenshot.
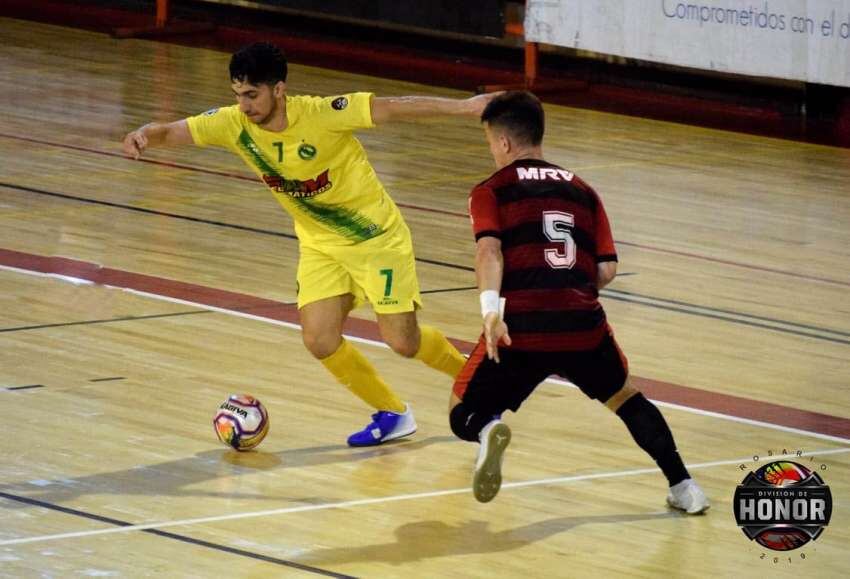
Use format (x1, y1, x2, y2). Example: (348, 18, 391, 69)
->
(155, 0, 169, 28)
(524, 41, 538, 88)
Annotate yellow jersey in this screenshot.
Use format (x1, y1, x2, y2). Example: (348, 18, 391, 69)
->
(186, 93, 403, 247)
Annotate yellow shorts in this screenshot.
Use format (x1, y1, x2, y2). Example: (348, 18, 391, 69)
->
(296, 223, 422, 314)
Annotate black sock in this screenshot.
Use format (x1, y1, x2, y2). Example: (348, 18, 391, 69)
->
(615, 393, 690, 486)
(450, 403, 495, 442)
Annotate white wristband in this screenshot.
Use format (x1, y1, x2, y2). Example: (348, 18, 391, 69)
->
(480, 290, 502, 318)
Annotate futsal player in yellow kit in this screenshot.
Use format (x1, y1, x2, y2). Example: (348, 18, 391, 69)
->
(122, 42, 488, 446)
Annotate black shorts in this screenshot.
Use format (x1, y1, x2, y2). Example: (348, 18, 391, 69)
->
(453, 329, 628, 415)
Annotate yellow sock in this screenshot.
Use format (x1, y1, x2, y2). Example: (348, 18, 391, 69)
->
(320, 339, 406, 413)
(414, 325, 466, 378)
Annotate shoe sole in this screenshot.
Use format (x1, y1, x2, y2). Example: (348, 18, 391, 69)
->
(347, 414, 418, 447)
(473, 423, 511, 503)
(381, 424, 417, 443)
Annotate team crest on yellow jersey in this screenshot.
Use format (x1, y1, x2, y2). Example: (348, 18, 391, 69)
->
(298, 143, 317, 160)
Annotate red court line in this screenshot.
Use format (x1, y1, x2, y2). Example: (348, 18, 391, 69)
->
(0, 248, 286, 319)
(2, 247, 848, 441)
(3, 131, 848, 287)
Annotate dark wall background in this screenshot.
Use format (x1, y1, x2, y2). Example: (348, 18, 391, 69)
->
(231, 0, 506, 36)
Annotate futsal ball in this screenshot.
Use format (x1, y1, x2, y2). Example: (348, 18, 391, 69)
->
(213, 394, 269, 451)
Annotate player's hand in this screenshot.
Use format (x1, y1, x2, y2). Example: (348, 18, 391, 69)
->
(465, 91, 503, 117)
(483, 311, 511, 363)
(122, 129, 148, 159)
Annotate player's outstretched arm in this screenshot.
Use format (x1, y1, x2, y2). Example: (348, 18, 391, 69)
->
(370, 92, 501, 125)
(122, 119, 193, 159)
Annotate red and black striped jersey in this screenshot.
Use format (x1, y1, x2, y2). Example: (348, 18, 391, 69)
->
(469, 159, 617, 351)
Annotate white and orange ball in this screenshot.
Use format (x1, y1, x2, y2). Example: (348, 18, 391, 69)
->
(213, 394, 269, 451)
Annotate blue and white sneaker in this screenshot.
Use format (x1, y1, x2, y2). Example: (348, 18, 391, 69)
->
(347, 404, 417, 447)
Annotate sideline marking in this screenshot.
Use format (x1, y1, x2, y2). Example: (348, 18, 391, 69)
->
(2, 254, 849, 443)
(1, 448, 847, 547)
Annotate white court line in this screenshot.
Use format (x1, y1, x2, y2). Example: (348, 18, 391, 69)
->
(2, 264, 849, 547)
(4, 263, 850, 445)
(1, 448, 848, 547)
(0, 264, 94, 285)
(100, 280, 850, 446)
(119, 287, 390, 351)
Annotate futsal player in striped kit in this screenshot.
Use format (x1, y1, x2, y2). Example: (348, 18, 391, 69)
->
(450, 91, 710, 513)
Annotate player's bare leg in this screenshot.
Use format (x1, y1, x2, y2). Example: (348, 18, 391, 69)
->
(376, 310, 420, 358)
(378, 310, 465, 377)
(301, 294, 414, 445)
(300, 294, 353, 359)
(603, 381, 640, 412)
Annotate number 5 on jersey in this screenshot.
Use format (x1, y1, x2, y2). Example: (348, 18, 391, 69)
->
(543, 211, 576, 269)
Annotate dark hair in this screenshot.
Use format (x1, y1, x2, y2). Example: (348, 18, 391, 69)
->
(229, 42, 288, 85)
(480, 91, 544, 146)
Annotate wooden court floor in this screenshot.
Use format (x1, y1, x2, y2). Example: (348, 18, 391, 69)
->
(1, 17, 849, 578)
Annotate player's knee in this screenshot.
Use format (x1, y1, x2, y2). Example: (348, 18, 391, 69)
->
(385, 334, 419, 358)
(302, 330, 342, 360)
(602, 381, 639, 412)
(377, 315, 420, 358)
(449, 403, 480, 441)
(450, 402, 501, 443)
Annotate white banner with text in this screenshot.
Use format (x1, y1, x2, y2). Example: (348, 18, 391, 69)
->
(525, 1, 850, 87)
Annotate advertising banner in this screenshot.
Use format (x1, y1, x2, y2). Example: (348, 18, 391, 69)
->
(525, 1, 850, 87)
